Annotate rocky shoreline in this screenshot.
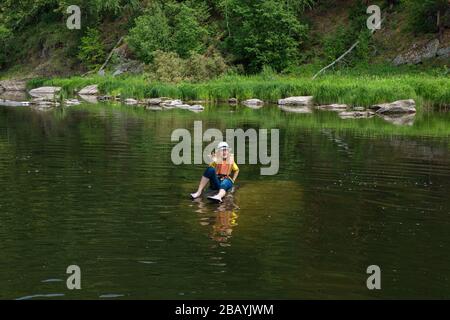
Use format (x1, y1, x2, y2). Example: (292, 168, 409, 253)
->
(0, 82, 418, 125)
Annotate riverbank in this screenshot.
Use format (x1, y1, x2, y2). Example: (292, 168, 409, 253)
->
(26, 72, 450, 109)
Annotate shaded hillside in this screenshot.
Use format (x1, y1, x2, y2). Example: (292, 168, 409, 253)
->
(0, 0, 448, 80)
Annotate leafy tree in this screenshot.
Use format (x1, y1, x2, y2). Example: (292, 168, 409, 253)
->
(77, 27, 105, 70)
(0, 25, 11, 67)
(127, 1, 209, 61)
(406, 0, 449, 41)
(56, 0, 141, 17)
(127, 3, 172, 63)
(385, 0, 400, 9)
(0, 0, 139, 30)
(355, 29, 372, 63)
(224, 0, 308, 73)
(323, 26, 352, 63)
(0, 0, 140, 69)
(170, 3, 209, 58)
(283, 0, 316, 13)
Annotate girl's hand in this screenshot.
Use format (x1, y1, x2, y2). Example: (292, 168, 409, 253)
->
(209, 152, 217, 162)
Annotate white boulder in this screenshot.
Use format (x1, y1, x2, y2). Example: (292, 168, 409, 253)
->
(278, 96, 313, 106)
(29, 86, 61, 98)
(242, 99, 264, 107)
(78, 85, 99, 96)
(371, 99, 416, 114)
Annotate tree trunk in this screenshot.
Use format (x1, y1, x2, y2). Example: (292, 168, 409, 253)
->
(312, 16, 385, 79)
(98, 36, 125, 74)
(437, 10, 443, 43)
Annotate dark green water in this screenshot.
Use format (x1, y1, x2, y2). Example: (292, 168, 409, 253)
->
(0, 103, 450, 299)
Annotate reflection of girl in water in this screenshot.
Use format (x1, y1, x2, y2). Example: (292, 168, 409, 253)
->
(193, 196, 239, 245)
(211, 210, 239, 244)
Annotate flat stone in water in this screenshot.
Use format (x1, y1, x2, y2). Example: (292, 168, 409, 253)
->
(339, 111, 375, 119)
(163, 99, 184, 107)
(316, 104, 348, 111)
(16, 293, 65, 300)
(41, 278, 64, 283)
(99, 294, 125, 299)
(124, 98, 138, 105)
(278, 96, 313, 106)
(144, 98, 162, 105)
(370, 99, 416, 114)
(29, 86, 61, 99)
(78, 85, 99, 96)
(0, 99, 30, 107)
(242, 99, 264, 107)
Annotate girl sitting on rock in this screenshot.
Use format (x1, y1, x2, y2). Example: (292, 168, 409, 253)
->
(190, 142, 239, 203)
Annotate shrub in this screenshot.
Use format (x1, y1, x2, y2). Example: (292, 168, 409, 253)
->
(146, 51, 185, 83)
(146, 49, 228, 83)
(169, 3, 209, 58)
(184, 48, 228, 82)
(323, 26, 352, 63)
(127, 3, 171, 63)
(127, 1, 209, 62)
(355, 30, 372, 63)
(77, 27, 106, 71)
(224, 0, 308, 73)
(405, 0, 449, 34)
(0, 25, 11, 68)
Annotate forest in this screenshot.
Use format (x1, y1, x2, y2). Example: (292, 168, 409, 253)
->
(0, 0, 448, 77)
(0, 0, 448, 108)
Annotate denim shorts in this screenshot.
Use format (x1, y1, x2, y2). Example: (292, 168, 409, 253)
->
(203, 167, 234, 191)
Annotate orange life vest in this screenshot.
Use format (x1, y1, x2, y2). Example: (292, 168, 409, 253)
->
(215, 161, 233, 177)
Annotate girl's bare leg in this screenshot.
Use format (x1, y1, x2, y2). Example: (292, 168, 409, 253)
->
(208, 189, 227, 202)
(191, 176, 210, 199)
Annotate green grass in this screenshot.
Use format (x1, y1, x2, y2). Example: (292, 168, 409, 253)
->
(28, 71, 450, 108)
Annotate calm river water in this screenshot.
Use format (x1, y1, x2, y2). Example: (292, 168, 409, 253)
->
(0, 103, 449, 299)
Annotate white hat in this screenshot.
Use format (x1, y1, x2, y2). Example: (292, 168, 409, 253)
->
(217, 142, 230, 150)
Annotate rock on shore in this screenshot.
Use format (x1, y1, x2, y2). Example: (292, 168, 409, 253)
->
(29, 86, 61, 99)
(278, 96, 313, 106)
(242, 99, 264, 107)
(78, 85, 99, 96)
(0, 80, 27, 92)
(124, 98, 138, 105)
(339, 111, 375, 119)
(393, 39, 440, 65)
(316, 104, 348, 111)
(370, 99, 416, 114)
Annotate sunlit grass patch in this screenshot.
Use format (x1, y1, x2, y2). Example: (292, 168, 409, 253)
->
(30, 73, 449, 109)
